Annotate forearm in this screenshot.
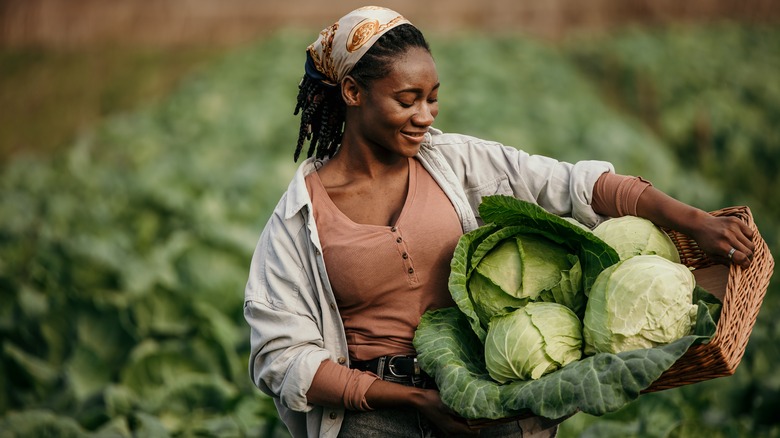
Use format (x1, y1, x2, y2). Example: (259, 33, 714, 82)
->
(630, 184, 754, 267)
(364, 378, 429, 410)
(307, 360, 434, 411)
(633, 186, 711, 236)
(591, 172, 708, 235)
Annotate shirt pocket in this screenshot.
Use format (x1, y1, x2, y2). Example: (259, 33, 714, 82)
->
(464, 175, 512, 219)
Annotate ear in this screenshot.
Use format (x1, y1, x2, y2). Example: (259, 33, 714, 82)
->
(341, 76, 362, 107)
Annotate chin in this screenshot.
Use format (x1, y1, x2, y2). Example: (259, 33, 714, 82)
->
(397, 144, 422, 158)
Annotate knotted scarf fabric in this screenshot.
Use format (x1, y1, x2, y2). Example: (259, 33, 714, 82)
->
(305, 6, 411, 86)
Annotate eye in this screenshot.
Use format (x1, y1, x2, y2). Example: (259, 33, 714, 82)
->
(397, 100, 414, 108)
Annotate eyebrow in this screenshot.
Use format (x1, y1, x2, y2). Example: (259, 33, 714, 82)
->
(394, 83, 440, 94)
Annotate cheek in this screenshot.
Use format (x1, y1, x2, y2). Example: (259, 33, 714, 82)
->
(379, 107, 412, 128)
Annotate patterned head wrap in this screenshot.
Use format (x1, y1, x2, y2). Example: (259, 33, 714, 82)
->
(305, 6, 411, 87)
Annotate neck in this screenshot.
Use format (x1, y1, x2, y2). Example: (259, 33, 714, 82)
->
(330, 135, 407, 179)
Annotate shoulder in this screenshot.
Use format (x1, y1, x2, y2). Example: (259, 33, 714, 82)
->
(426, 127, 504, 151)
(422, 127, 529, 173)
(248, 162, 317, 294)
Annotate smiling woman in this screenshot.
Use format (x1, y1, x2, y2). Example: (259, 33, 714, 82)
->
(242, 6, 756, 438)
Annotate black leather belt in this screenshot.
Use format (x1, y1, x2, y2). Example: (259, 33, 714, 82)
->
(351, 355, 425, 379)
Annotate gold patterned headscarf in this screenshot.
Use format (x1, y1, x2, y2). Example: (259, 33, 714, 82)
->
(305, 6, 411, 86)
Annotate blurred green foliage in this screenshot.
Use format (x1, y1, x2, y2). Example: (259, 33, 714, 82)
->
(0, 47, 223, 162)
(0, 24, 777, 437)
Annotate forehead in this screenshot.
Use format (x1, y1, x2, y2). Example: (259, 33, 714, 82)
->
(382, 47, 438, 90)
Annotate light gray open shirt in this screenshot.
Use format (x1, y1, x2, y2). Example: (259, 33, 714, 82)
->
(244, 127, 614, 437)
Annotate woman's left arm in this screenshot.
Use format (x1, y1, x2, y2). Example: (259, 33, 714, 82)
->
(633, 185, 755, 268)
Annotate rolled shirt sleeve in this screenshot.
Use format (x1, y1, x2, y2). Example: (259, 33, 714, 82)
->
(306, 359, 378, 411)
(244, 203, 343, 413)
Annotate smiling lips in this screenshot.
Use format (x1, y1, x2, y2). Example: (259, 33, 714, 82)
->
(401, 130, 427, 142)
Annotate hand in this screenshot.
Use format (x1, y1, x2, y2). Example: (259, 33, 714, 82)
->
(413, 389, 480, 437)
(632, 186, 755, 269)
(364, 379, 479, 436)
(689, 214, 754, 269)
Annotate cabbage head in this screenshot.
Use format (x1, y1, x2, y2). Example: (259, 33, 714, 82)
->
(583, 255, 698, 354)
(485, 302, 582, 382)
(449, 196, 620, 342)
(593, 215, 681, 263)
(468, 233, 583, 327)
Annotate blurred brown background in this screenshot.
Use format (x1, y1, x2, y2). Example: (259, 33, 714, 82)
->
(3, 0, 779, 161)
(3, 0, 780, 48)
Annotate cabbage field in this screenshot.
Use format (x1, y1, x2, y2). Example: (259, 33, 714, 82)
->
(1, 24, 778, 437)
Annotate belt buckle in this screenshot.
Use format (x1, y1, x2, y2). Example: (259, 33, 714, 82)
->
(387, 355, 419, 378)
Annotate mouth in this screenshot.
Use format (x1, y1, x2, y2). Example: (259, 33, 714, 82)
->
(401, 130, 427, 142)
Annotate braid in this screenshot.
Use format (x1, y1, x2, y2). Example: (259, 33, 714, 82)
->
(293, 76, 343, 162)
(293, 23, 430, 161)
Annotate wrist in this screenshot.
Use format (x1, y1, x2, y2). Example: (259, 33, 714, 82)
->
(407, 387, 431, 410)
(678, 208, 712, 237)
(365, 379, 430, 410)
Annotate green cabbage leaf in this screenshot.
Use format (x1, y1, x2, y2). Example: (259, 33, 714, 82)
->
(413, 301, 717, 420)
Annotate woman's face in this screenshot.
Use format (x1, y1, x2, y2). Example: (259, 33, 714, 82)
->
(347, 47, 439, 158)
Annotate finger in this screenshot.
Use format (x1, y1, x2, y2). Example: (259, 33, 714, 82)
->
(731, 230, 755, 263)
(727, 218, 754, 250)
(718, 216, 754, 263)
(736, 217, 755, 240)
(733, 250, 752, 268)
(725, 245, 752, 268)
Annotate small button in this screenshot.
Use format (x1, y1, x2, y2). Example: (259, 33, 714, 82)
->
(402, 252, 408, 259)
(330, 303, 336, 310)
(408, 267, 414, 274)
(396, 237, 402, 243)
(337, 356, 347, 364)
(329, 412, 338, 420)
(391, 227, 397, 232)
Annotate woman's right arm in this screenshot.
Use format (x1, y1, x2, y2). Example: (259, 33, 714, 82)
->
(244, 211, 334, 412)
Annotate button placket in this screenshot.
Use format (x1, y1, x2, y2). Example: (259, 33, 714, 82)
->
(391, 226, 417, 281)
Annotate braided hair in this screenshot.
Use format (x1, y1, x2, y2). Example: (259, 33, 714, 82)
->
(293, 24, 431, 161)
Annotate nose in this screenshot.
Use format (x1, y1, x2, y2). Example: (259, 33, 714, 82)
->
(413, 102, 436, 127)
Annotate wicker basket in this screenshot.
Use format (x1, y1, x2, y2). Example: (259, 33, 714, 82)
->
(644, 205, 774, 391)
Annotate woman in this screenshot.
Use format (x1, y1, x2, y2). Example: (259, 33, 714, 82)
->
(244, 7, 754, 438)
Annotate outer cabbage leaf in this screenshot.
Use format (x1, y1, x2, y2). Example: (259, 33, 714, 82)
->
(472, 232, 579, 305)
(537, 255, 584, 316)
(510, 234, 575, 299)
(478, 195, 620, 294)
(458, 225, 586, 339)
(473, 239, 524, 298)
(453, 225, 557, 341)
(450, 224, 502, 341)
(469, 271, 528, 327)
(414, 300, 717, 420)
